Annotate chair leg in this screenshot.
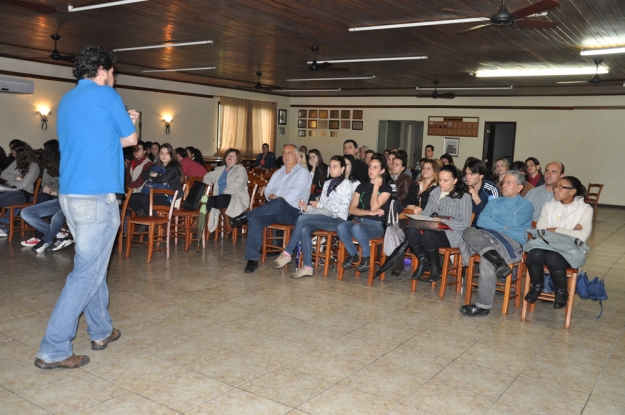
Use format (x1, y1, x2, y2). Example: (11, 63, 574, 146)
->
(118, 218, 125, 255)
(261, 228, 268, 263)
(146, 224, 155, 263)
(514, 262, 524, 309)
(454, 255, 462, 295)
(564, 271, 577, 330)
(125, 223, 134, 258)
(520, 267, 530, 322)
(502, 265, 513, 316)
(465, 258, 476, 305)
(166, 222, 171, 259)
(367, 242, 376, 286)
(8, 206, 16, 242)
(337, 242, 346, 281)
(438, 251, 451, 300)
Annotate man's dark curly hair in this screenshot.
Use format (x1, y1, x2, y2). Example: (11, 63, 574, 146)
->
(72, 45, 116, 80)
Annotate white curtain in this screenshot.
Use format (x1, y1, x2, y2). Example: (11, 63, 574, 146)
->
(218, 97, 276, 156)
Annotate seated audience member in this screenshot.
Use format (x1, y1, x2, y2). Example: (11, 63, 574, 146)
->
(424, 144, 434, 159)
(383, 149, 391, 162)
(230, 144, 311, 273)
(490, 157, 510, 185)
(463, 158, 500, 225)
(412, 157, 428, 181)
(460, 171, 533, 316)
(440, 153, 454, 166)
(343, 139, 369, 184)
(342, 154, 361, 192)
(525, 176, 592, 308)
(275, 155, 284, 168)
(0, 146, 9, 171)
(176, 147, 208, 178)
(254, 143, 276, 169)
(144, 141, 153, 154)
(407, 165, 471, 282)
(358, 146, 368, 160)
(396, 150, 413, 177)
(0, 141, 40, 211)
(364, 149, 375, 165)
(509, 161, 533, 196)
(405, 159, 439, 212)
(525, 161, 564, 222)
(297, 150, 308, 169)
(337, 154, 393, 272)
(125, 141, 153, 193)
(299, 145, 308, 156)
(20, 140, 72, 252)
(128, 143, 183, 215)
(390, 154, 412, 203)
(185, 146, 204, 163)
(5, 139, 22, 167)
(149, 141, 160, 162)
(273, 155, 354, 278)
(202, 148, 249, 235)
(525, 157, 544, 187)
(308, 149, 328, 202)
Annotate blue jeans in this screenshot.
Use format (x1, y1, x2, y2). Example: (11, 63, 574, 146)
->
(37, 193, 120, 362)
(20, 198, 65, 244)
(284, 214, 344, 267)
(245, 198, 300, 261)
(337, 217, 385, 257)
(0, 190, 27, 208)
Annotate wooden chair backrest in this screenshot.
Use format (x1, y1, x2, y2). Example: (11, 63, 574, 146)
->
(31, 178, 42, 204)
(120, 188, 133, 221)
(149, 188, 177, 217)
(585, 183, 604, 204)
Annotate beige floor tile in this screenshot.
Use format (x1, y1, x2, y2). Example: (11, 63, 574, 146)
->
(501, 376, 589, 413)
(194, 300, 262, 321)
(195, 322, 267, 349)
(374, 348, 452, 378)
(351, 319, 422, 345)
(550, 327, 618, 353)
(386, 403, 432, 414)
(485, 399, 552, 414)
(231, 291, 295, 309)
(374, 307, 440, 330)
(0, 394, 51, 415)
(233, 311, 302, 334)
(307, 309, 371, 332)
(458, 341, 536, 374)
(154, 311, 224, 335)
(268, 299, 334, 320)
(433, 360, 516, 397)
(0, 299, 38, 321)
(272, 321, 347, 346)
(0, 358, 81, 394)
(402, 380, 496, 415)
(72, 392, 179, 415)
(237, 335, 315, 365)
(241, 367, 332, 407)
(20, 371, 126, 415)
(535, 339, 609, 370)
(321, 333, 396, 362)
(72, 339, 140, 369)
(133, 369, 231, 412)
(0, 386, 12, 400)
(190, 350, 277, 386)
(583, 395, 625, 415)
(613, 337, 625, 356)
(0, 337, 38, 367)
(520, 355, 601, 394)
(286, 349, 367, 383)
(593, 372, 625, 404)
(186, 388, 291, 415)
(298, 384, 396, 415)
(0, 313, 50, 347)
(144, 337, 229, 367)
(88, 353, 181, 389)
(118, 322, 184, 351)
(339, 364, 426, 401)
(398, 329, 475, 359)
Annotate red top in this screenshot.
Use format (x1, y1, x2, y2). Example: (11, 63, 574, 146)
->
(181, 157, 208, 178)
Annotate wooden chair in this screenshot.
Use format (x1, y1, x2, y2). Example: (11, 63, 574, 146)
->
(261, 224, 293, 263)
(125, 188, 179, 262)
(309, 230, 337, 277)
(117, 188, 134, 254)
(337, 237, 386, 286)
(585, 183, 604, 222)
(465, 254, 525, 315)
(1, 178, 41, 242)
(520, 266, 578, 329)
(172, 177, 209, 251)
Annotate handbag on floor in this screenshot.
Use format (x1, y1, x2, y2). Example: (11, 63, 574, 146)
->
(576, 271, 608, 319)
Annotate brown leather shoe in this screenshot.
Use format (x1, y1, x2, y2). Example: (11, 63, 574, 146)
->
(91, 328, 121, 350)
(35, 354, 90, 369)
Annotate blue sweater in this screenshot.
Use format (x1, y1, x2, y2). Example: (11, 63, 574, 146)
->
(476, 195, 533, 244)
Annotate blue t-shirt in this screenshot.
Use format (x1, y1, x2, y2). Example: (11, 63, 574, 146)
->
(57, 79, 136, 194)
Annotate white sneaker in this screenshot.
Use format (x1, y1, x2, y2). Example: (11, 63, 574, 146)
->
(46, 237, 74, 252)
(21, 237, 41, 247)
(0, 228, 7, 237)
(291, 267, 314, 279)
(272, 252, 292, 269)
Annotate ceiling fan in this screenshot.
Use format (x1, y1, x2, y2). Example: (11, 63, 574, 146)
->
(27, 34, 74, 63)
(557, 59, 625, 85)
(241, 71, 281, 91)
(417, 80, 455, 99)
(0, 0, 55, 14)
(306, 46, 349, 71)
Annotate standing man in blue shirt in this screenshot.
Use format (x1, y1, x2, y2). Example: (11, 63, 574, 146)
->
(459, 170, 533, 317)
(35, 46, 138, 369)
(230, 144, 311, 273)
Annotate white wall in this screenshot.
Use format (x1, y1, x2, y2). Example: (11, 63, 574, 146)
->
(286, 95, 625, 206)
(0, 57, 290, 156)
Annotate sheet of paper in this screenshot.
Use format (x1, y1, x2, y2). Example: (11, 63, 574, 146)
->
(405, 214, 438, 222)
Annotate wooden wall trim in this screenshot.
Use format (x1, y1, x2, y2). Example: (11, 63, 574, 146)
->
(290, 104, 625, 110)
(0, 70, 214, 99)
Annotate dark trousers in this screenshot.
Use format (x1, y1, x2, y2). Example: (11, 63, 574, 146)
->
(525, 249, 571, 273)
(406, 228, 450, 251)
(128, 193, 169, 215)
(206, 194, 231, 211)
(245, 198, 300, 260)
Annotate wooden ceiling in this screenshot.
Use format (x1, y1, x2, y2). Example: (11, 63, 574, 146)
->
(1, 0, 625, 97)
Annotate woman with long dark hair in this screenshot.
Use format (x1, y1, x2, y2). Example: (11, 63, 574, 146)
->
(337, 153, 393, 272)
(128, 143, 183, 215)
(0, 146, 9, 171)
(308, 149, 328, 202)
(525, 157, 544, 187)
(272, 155, 355, 278)
(524, 176, 592, 308)
(404, 159, 439, 212)
(342, 154, 361, 192)
(407, 165, 472, 282)
(0, 141, 40, 209)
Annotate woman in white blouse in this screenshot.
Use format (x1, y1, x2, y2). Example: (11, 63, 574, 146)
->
(272, 155, 354, 278)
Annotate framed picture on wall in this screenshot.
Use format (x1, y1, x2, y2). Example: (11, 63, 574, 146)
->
(309, 110, 318, 118)
(278, 109, 287, 125)
(278, 127, 285, 135)
(353, 110, 363, 120)
(298, 109, 307, 118)
(330, 131, 339, 137)
(318, 120, 329, 129)
(444, 137, 460, 157)
(318, 110, 328, 118)
(341, 110, 351, 119)
(330, 110, 339, 118)
(329, 120, 339, 129)
(308, 120, 317, 129)
(298, 130, 306, 137)
(340, 120, 350, 129)
(352, 121, 363, 130)
(297, 119, 306, 128)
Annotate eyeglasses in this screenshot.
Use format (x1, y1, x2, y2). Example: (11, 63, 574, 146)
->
(554, 185, 573, 190)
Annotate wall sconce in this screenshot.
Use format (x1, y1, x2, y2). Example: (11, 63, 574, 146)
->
(162, 116, 172, 134)
(37, 107, 51, 130)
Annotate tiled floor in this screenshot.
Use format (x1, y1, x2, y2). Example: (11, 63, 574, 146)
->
(1, 207, 625, 414)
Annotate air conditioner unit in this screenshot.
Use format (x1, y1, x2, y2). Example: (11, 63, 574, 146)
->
(0, 77, 34, 94)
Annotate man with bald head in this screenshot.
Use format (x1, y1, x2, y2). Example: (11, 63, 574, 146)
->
(230, 144, 311, 273)
(525, 161, 565, 222)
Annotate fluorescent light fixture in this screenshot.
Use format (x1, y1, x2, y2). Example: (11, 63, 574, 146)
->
(307, 56, 427, 64)
(416, 86, 513, 90)
(474, 68, 608, 77)
(286, 76, 375, 82)
(349, 17, 489, 32)
(286, 89, 342, 92)
(581, 47, 625, 56)
(113, 40, 212, 52)
(68, 0, 146, 12)
(142, 66, 216, 73)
